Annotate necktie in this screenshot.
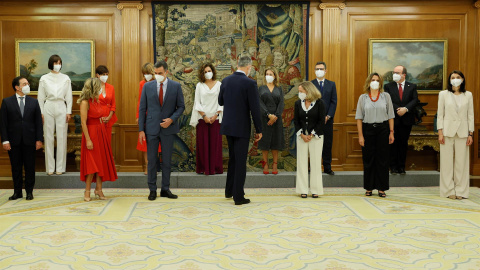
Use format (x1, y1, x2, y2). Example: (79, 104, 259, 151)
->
(320, 81, 324, 95)
(398, 84, 403, 101)
(159, 83, 164, 106)
(19, 97, 24, 117)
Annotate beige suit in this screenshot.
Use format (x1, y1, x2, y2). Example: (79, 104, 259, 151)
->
(437, 90, 474, 198)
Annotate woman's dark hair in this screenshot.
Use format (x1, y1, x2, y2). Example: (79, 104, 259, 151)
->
(447, 70, 466, 93)
(12, 76, 26, 91)
(48, 55, 62, 70)
(198, 62, 217, 83)
(95, 65, 109, 75)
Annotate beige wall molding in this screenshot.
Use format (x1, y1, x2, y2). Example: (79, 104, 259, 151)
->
(117, 1, 143, 11)
(319, 2, 346, 10)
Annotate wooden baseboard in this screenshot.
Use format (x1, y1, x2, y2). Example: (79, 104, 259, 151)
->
(0, 180, 13, 189)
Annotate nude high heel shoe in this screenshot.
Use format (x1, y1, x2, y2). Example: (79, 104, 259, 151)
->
(94, 190, 106, 200)
(84, 190, 91, 202)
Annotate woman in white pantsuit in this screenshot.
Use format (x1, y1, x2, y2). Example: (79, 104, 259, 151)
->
(37, 55, 73, 175)
(294, 81, 326, 198)
(437, 70, 474, 200)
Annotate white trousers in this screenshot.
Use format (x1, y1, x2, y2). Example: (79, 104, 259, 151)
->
(439, 134, 470, 198)
(296, 135, 324, 195)
(43, 100, 68, 173)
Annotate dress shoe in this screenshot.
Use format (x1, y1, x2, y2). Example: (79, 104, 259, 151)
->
(390, 169, 398, 175)
(235, 198, 251, 205)
(398, 169, 406, 175)
(84, 190, 91, 202)
(26, 193, 34, 200)
(324, 170, 335, 175)
(225, 193, 233, 198)
(148, 191, 157, 201)
(94, 190, 106, 200)
(160, 189, 178, 199)
(8, 193, 23, 200)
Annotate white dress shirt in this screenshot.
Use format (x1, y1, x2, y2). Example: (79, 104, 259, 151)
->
(157, 78, 168, 101)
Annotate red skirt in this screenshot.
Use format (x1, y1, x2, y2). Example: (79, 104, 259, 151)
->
(196, 119, 223, 175)
(80, 118, 118, 182)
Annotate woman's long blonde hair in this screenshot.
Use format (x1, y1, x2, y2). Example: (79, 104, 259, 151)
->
(77, 78, 101, 104)
(363, 72, 384, 94)
(299, 81, 322, 101)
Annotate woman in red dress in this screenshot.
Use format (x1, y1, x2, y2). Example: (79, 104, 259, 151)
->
(136, 63, 161, 175)
(95, 65, 118, 145)
(79, 78, 118, 202)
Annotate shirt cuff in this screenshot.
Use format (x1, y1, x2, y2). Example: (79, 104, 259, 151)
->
(296, 130, 302, 137)
(2, 141, 9, 145)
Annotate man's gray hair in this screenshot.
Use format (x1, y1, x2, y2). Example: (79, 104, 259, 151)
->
(238, 56, 252, 68)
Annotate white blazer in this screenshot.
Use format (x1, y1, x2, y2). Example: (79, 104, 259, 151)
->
(437, 90, 474, 138)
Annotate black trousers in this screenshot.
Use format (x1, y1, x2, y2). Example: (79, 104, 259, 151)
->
(390, 121, 412, 171)
(322, 119, 333, 171)
(225, 136, 249, 202)
(8, 142, 36, 194)
(362, 122, 390, 191)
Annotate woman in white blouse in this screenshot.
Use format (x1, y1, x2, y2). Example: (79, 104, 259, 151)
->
(189, 63, 223, 175)
(37, 55, 73, 175)
(437, 70, 474, 200)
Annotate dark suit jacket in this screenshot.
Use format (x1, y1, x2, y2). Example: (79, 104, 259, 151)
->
(138, 79, 185, 136)
(294, 99, 326, 136)
(311, 79, 337, 120)
(0, 94, 43, 146)
(384, 81, 418, 125)
(218, 71, 262, 139)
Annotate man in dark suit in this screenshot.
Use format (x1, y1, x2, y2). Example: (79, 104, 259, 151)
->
(311, 61, 337, 175)
(219, 55, 262, 205)
(384, 65, 418, 175)
(138, 60, 185, 200)
(1, 76, 43, 200)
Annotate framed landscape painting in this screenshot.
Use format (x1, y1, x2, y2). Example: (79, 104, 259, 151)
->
(368, 38, 448, 94)
(15, 39, 95, 95)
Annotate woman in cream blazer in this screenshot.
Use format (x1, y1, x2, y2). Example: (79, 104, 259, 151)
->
(437, 70, 474, 200)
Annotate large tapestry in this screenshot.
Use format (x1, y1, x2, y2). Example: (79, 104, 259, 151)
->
(152, 2, 309, 171)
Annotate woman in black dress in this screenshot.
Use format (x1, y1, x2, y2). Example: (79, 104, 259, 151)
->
(258, 67, 285, 174)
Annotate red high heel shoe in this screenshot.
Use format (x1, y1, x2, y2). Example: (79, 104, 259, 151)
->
(259, 160, 269, 175)
(272, 162, 278, 175)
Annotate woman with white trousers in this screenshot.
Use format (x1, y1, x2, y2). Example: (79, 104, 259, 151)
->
(437, 70, 474, 200)
(294, 81, 326, 198)
(37, 54, 72, 175)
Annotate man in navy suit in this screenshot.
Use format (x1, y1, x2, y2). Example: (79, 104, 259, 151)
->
(384, 65, 418, 175)
(311, 61, 337, 175)
(1, 77, 43, 200)
(138, 60, 185, 200)
(219, 56, 262, 205)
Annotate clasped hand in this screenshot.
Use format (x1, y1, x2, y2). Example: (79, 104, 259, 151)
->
(267, 114, 277, 126)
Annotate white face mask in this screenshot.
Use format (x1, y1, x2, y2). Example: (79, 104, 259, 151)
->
(392, 73, 402, 82)
(370, 81, 380, 90)
(53, 64, 61, 72)
(155, 74, 165, 82)
(99, 75, 108, 83)
(298, 92, 307, 100)
(451, 78, 463, 87)
(315, 69, 325, 78)
(204, 72, 213, 80)
(265, 75, 274, 84)
(144, 74, 153, 81)
(21, 85, 30, 95)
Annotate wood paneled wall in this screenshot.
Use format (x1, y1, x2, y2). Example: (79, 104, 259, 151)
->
(0, 0, 478, 180)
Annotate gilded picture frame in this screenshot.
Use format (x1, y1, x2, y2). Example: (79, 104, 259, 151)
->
(15, 39, 95, 95)
(368, 38, 448, 94)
